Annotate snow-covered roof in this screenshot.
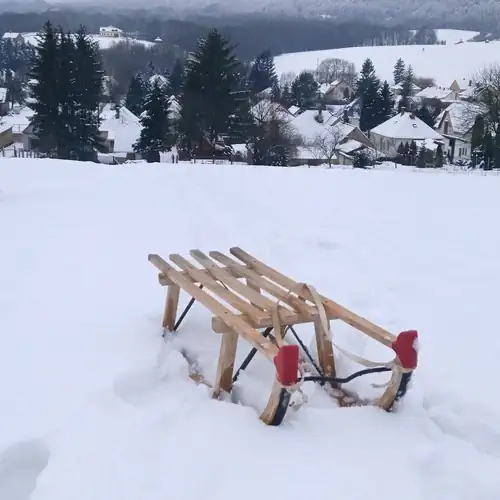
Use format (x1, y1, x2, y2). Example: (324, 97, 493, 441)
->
(149, 74, 169, 87)
(371, 111, 444, 140)
(0, 105, 34, 134)
(414, 86, 456, 101)
(291, 110, 356, 143)
(100, 26, 122, 32)
(288, 105, 300, 115)
(2, 32, 22, 39)
(435, 101, 486, 136)
(391, 82, 421, 91)
(250, 100, 289, 122)
(99, 104, 142, 153)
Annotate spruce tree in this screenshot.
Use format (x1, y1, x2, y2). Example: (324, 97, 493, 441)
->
(357, 59, 381, 131)
(470, 114, 485, 153)
(393, 58, 405, 85)
(248, 49, 278, 97)
(29, 21, 61, 156)
(125, 74, 147, 117)
(179, 29, 246, 151)
(417, 144, 426, 168)
(399, 65, 414, 111)
(169, 58, 184, 96)
(290, 71, 318, 108)
(377, 80, 394, 123)
(72, 25, 104, 160)
(416, 105, 434, 127)
(435, 143, 444, 168)
(134, 80, 176, 163)
(56, 27, 76, 159)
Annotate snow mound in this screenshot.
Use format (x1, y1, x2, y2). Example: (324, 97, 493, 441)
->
(1, 159, 500, 499)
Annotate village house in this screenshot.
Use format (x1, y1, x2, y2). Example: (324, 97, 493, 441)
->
(99, 26, 123, 38)
(1, 32, 24, 44)
(319, 79, 355, 104)
(288, 109, 376, 165)
(390, 82, 421, 96)
(370, 110, 444, 157)
(413, 85, 458, 104)
(434, 101, 487, 161)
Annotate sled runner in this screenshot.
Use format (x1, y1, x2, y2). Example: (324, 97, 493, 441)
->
(148, 248, 418, 426)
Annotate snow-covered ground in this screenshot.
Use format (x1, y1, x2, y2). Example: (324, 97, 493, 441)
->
(21, 32, 154, 50)
(275, 37, 497, 87)
(1, 159, 500, 500)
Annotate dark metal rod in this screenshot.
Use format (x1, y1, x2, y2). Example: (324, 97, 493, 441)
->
(172, 285, 204, 332)
(232, 326, 273, 382)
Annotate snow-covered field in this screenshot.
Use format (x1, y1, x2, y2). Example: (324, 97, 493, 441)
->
(275, 31, 496, 87)
(22, 32, 154, 50)
(1, 159, 500, 500)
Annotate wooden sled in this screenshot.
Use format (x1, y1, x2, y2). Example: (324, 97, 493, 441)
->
(148, 247, 418, 426)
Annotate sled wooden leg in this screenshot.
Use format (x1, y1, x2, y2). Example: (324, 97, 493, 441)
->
(314, 317, 336, 378)
(213, 328, 239, 399)
(260, 379, 291, 426)
(163, 284, 180, 331)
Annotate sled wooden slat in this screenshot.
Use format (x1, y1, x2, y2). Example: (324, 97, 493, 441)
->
(169, 254, 268, 323)
(208, 251, 320, 318)
(148, 254, 278, 359)
(230, 247, 396, 347)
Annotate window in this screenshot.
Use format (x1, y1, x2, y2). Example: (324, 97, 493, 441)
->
(444, 121, 449, 134)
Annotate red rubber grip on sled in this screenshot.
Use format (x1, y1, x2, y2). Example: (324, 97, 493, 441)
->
(274, 345, 299, 386)
(392, 330, 418, 370)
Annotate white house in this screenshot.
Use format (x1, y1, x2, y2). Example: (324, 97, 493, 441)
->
(99, 26, 123, 37)
(434, 101, 487, 161)
(319, 79, 355, 104)
(370, 110, 444, 157)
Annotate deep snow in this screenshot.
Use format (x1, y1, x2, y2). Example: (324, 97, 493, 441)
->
(275, 38, 499, 87)
(1, 159, 500, 500)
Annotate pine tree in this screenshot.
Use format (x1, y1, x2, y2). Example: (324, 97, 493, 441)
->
(134, 80, 176, 163)
(125, 74, 147, 117)
(281, 83, 292, 107)
(435, 143, 444, 168)
(377, 80, 394, 124)
(393, 58, 405, 85)
(179, 29, 246, 152)
(169, 58, 184, 96)
(55, 27, 76, 159)
(290, 71, 318, 108)
(399, 65, 414, 111)
(248, 49, 278, 97)
(357, 58, 381, 131)
(72, 25, 104, 161)
(416, 105, 434, 127)
(409, 140, 418, 163)
(28, 21, 61, 156)
(417, 144, 426, 168)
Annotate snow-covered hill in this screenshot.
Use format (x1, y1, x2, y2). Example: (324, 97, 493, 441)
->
(275, 38, 500, 87)
(1, 160, 500, 499)
(21, 32, 154, 50)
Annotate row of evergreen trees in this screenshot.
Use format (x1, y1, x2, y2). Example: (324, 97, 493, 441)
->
(29, 22, 103, 160)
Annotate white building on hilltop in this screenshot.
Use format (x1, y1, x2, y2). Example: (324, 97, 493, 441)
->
(370, 110, 444, 157)
(99, 26, 123, 37)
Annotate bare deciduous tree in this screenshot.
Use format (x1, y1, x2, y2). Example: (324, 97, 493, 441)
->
(279, 71, 297, 87)
(307, 125, 344, 167)
(315, 58, 357, 86)
(474, 65, 500, 133)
